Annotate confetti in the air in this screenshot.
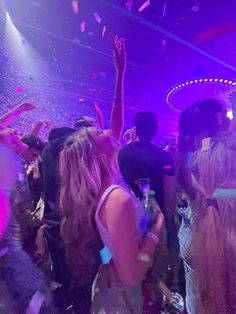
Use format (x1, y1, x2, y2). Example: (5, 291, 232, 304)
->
(72, 0, 79, 15)
(160, 2, 167, 20)
(191, 2, 200, 12)
(163, 164, 172, 170)
(80, 21, 86, 32)
(125, 0, 134, 11)
(16, 87, 24, 93)
(138, 0, 150, 13)
(31, 1, 42, 8)
(92, 72, 97, 79)
(94, 12, 102, 24)
(102, 25, 106, 37)
(194, 23, 236, 44)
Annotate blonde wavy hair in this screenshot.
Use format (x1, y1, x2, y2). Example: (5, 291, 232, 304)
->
(59, 128, 121, 283)
(189, 132, 236, 313)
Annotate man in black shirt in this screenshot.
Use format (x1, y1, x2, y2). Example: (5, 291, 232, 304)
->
(118, 111, 179, 291)
(119, 111, 175, 217)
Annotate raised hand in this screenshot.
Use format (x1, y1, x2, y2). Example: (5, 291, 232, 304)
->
(18, 102, 36, 112)
(112, 35, 126, 75)
(93, 102, 104, 129)
(123, 127, 137, 145)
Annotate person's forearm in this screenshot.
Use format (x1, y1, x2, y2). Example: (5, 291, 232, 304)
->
(0, 107, 22, 128)
(30, 123, 44, 137)
(110, 72, 124, 141)
(115, 233, 160, 287)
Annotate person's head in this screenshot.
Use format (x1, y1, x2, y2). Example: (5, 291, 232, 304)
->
(178, 98, 227, 153)
(48, 127, 76, 142)
(21, 134, 45, 162)
(0, 128, 28, 157)
(74, 116, 97, 130)
(134, 111, 158, 142)
(189, 132, 236, 313)
(176, 98, 228, 194)
(59, 127, 121, 283)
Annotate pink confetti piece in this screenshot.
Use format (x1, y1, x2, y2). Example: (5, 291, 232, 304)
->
(80, 21, 86, 33)
(72, 0, 79, 15)
(160, 2, 167, 20)
(94, 12, 102, 23)
(193, 23, 236, 44)
(16, 87, 23, 93)
(125, 0, 134, 10)
(102, 25, 106, 37)
(138, 0, 150, 13)
(79, 98, 85, 102)
(92, 72, 97, 79)
(163, 165, 172, 170)
(16, 16, 22, 22)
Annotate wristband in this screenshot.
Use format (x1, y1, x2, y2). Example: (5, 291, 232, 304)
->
(138, 253, 151, 263)
(146, 232, 159, 244)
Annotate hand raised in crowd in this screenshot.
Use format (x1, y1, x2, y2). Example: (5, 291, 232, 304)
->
(112, 35, 126, 75)
(123, 127, 137, 145)
(93, 102, 104, 129)
(17, 102, 36, 112)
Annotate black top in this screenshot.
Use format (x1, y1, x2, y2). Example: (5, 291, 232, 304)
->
(118, 141, 175, 211)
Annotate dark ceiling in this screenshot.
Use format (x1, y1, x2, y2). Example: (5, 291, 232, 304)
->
(0, 0, 236, 142)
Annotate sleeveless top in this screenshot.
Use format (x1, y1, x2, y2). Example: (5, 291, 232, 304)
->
(95, 184, 144, 257)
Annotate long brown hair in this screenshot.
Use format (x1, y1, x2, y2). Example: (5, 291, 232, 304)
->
(176, 99, 226, 196)
(189, 132, 236, 313)
(59, 128, 120, 284)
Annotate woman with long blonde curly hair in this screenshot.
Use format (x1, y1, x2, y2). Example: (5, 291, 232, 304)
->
(59, 125, 164, 313)
(188, 132, 236, 313)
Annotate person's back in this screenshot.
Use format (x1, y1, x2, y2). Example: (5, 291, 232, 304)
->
(119, 140, 174, 210)
(119, 111, 179, 297)
(119, 111, 175, 210)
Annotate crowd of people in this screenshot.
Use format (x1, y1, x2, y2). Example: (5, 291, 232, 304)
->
(0, 36, 236, 314)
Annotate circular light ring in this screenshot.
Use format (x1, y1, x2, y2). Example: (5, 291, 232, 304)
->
(166, 78, 236, 112)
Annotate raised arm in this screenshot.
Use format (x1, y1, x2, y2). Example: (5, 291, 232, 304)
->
(94, 102, 105, 130)
(110, 36, 126, 141)
(30, 120, 50, 137)
(0, 102, 36, 128)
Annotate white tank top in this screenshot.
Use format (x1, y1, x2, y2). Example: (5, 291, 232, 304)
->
(95, 184, 144, 257)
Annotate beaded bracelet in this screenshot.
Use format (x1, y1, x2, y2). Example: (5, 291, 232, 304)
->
(146, 232, 159, 244)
